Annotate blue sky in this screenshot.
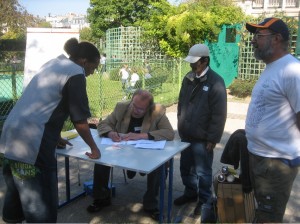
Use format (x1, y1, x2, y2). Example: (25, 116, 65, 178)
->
(19, 0, 179, 17)
(19, 0, 91, 17)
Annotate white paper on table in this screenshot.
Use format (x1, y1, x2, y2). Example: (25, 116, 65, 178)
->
(100, 138, 166, 149)
(135, 140, 166, 150)
(100, 137, 138, 145)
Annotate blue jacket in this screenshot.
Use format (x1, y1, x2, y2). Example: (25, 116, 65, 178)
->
(177, 67, 227, 143)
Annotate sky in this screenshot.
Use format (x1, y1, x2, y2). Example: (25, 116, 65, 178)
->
(18, 0, 179, 18)
(19, 0, 91, 17)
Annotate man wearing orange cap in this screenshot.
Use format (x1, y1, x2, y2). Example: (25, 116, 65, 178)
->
(245, 18, 300, 222)
(174, 43, 227, 220)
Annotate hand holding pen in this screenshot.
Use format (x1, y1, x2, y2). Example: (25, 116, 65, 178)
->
(108, 131, 122, 142)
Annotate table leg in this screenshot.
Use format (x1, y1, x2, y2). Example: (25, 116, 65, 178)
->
(58, 156, 85, 208)
(65, 157, 70, 201)
(167, 158, 174, 222)
(159, 163, 165, 223)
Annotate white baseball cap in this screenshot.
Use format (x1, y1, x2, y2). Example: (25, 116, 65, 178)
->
(184, 44, 210, 63)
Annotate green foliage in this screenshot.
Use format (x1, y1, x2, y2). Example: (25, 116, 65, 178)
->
(88, 0, 247, 58)
(0, 0, 42, 38)
(0, 0, 47, 62)
(139, 0, 246, 58)
(228, 79, 257, 98)
(109, 68, 120, 81)
(88, 0, 161, 38)
(80, 27, 99, 44)
(36, 21, 52, 28)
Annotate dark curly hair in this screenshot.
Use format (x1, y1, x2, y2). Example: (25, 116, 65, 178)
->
(64, 38, 100, 63)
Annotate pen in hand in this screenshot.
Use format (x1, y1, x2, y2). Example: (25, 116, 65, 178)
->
(116, 132, 122, 141)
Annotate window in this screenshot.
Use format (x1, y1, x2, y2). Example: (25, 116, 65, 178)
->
(226, 28, 236, 43)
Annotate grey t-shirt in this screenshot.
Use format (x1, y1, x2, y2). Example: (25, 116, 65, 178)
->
(0, 54, 91, 168)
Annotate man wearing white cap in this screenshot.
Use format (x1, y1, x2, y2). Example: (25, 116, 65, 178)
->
(174, 43, 227, 219)
(245, 18, 300, 222)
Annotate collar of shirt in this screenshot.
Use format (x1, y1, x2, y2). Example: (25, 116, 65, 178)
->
(195, 66, 209, 78)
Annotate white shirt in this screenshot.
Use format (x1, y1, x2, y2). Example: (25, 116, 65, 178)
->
(120, 68, 129, 80)
(245, 54, 300, 159)
(130, 73, 140, 86)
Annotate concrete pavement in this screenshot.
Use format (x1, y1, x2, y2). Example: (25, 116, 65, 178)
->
(0, 100, 299, 223)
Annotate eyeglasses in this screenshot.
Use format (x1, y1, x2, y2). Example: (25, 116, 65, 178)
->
(253, 32, 276, 41)
(132, 103, 147, 113)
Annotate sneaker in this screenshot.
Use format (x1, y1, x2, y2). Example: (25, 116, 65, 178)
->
(193, 203, 203, 217)
(144, 208, 161, 221)
(126, 170, 136, 179)
(87, 198, 111, 213)
(173, 195, 197, 206)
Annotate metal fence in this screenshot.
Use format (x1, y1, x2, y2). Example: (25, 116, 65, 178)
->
(0, 63, 24, 132)
(0, 59, 189, 132)
(1, 18, 299, 131)
(82, 58, 188, 130)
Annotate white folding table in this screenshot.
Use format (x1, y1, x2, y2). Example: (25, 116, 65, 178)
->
(56, 129, 190, 223)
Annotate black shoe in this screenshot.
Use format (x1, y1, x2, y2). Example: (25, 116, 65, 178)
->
(139, 172, 146, 176)
(126, 170, 136, 179)
(87, 198, 111, 213)
(194, 203, 203, 217)
(144, 208, 161, 221)
(174, 195, 197, 206)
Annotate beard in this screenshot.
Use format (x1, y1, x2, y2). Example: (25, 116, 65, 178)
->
(253, 39, 274, 61)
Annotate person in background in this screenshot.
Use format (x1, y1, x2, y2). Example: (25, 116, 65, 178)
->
(245, 18, 300, 223)
(174, 43, 227, 218)
(0, 38, 101, 223)
(119, 64, 129, 90)
(129, 68, 140, 87)
(144, 60, 152, 79)
(86, 89, 174, 221)
(100, 53, 106, 73)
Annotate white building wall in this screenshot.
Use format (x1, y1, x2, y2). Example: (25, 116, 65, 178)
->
(235, 0, 300, 17)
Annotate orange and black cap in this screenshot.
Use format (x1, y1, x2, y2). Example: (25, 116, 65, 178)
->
(246, 17, 289, 41)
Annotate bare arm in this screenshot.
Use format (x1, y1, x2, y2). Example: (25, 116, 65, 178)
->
(73, 120, 101, 159)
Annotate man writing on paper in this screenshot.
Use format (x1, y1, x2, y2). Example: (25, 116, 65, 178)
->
(87, 89, 174, 220)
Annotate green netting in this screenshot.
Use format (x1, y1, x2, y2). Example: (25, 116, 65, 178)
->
(0, 63, 24, 133)
(1, 20, 299, 131)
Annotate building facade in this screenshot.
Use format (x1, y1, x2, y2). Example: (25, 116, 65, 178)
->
(45, 13, 89, 29)
(235, 0, 300, 17)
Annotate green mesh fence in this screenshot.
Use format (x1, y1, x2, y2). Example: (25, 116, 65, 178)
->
(0, 63, 24, 133)
(82, 58, 186, 129)
(2, 20, 299, 131)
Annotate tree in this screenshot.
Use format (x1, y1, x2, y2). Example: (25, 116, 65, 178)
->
(87, 0, 247, 58)
(143, 0, 247, 57)
(0, 0, 43, 61)
(87, 0, 167, 38)
(1, 0, 33, 38)
(80, 27, 99, 44)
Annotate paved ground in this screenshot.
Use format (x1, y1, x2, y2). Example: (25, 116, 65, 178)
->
(0, 99, 300, 223)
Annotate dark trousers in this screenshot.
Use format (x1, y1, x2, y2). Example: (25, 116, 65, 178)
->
(249, 153, 298, 222)
(93, 163, 160, 209)
(180, 142, 213, 204)
(2, 160, 58, 223)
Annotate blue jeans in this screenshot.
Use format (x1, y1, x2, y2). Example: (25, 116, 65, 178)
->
(180, 141, 213, 204)
(2, 159, 58, 223)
